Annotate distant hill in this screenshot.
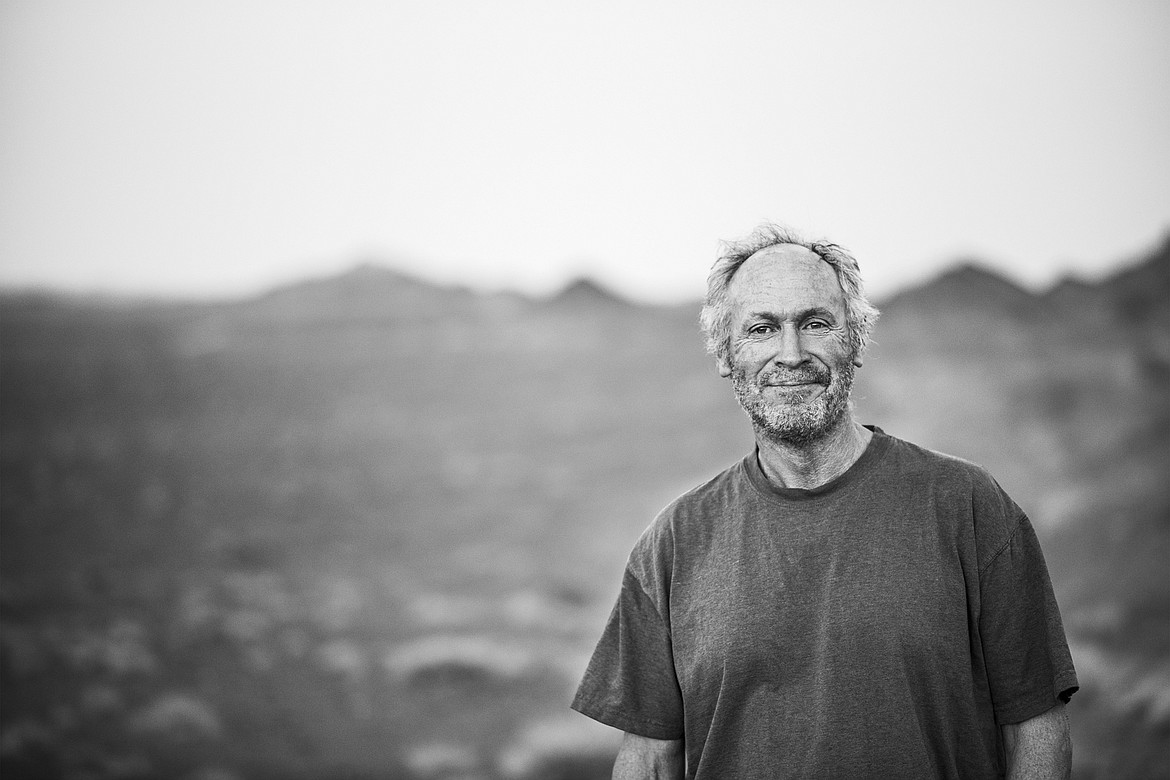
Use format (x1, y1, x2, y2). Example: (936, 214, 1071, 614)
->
(545, 277, 633, 310)
(881, 262, 1038, 317)
(236, 262, 483, 323)
(2, 235, 1168, 778)
(879, 233, 1170, 324)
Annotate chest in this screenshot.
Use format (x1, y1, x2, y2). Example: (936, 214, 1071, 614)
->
(668, 498, 974, 692)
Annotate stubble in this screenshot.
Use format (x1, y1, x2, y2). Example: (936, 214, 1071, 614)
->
(729, 359, 856, 445)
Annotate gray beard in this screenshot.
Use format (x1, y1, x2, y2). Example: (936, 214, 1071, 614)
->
(730, 360, 856, 445)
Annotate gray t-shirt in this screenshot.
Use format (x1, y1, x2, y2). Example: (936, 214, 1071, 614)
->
(572, 427, 1078, 779)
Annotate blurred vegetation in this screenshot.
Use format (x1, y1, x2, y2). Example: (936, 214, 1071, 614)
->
(2, 240, 1168, 779)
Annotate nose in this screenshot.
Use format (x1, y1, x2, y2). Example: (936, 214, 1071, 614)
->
(773, 324, 808, 368)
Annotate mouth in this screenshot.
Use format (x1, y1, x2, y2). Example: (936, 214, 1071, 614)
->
(763, 375, 827, 388)
(759, 368, 830, 387)
(762, 381, 826, 398)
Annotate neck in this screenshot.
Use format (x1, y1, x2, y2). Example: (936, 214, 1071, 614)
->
(755, 416, 873, 490)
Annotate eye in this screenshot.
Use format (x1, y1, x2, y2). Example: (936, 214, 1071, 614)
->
(803, 319, 830, 332)
(748, 323, 776, 335)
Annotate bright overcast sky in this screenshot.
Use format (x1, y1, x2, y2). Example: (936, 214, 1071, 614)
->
(1, 1, 1168, 303)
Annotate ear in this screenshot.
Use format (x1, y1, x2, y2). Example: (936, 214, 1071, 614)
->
(852, 356, 864, 368)
(716, 355, 732, 377)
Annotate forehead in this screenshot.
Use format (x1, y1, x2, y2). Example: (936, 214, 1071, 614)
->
(727, 244, 846, 315)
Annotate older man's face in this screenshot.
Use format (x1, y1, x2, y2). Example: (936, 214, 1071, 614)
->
(717, 244, 857, 445)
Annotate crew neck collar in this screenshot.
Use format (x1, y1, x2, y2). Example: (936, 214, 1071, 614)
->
(743, 425, 890, 502)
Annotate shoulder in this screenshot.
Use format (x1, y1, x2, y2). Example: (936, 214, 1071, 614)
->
(626, 458, 747, 582)
(878, 431, 1026, 558)
(880, 432, 1014, 501)
(652, 457, 748, 537)
(879, 431, 983, 480)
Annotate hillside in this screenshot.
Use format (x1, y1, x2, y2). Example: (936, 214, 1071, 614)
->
(2, 239, 1169, 779)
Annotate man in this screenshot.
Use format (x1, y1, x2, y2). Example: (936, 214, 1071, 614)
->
(571, 224, 1078, 779)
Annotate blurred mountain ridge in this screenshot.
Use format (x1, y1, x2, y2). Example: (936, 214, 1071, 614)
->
(239, 262, 482, 324)
(883, 232, 1170, 317)
(3, 231, 1167, 324)
(543, 277, 634, 311)
(220, 230, 1170, 333)
(882, 261, 1038, 317)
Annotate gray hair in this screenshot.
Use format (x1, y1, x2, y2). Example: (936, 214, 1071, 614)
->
(699, 223, 880, 365)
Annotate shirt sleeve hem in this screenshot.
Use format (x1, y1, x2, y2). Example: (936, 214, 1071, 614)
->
(570, 696, 684, 740)
(994, 669, 1080, 725)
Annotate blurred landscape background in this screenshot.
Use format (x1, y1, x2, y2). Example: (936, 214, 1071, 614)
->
(2, 234, 1168, 779)
(4, 1, 1170, 778)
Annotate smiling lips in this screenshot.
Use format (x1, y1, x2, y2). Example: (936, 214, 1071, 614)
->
(760, 369, 829, 388)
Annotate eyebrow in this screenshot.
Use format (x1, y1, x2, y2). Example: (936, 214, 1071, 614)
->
(744, 306, 839, 323)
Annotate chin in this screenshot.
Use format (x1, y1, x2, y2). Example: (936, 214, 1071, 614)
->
(753, 406, 847, 445)
(745, 387, 854, 446)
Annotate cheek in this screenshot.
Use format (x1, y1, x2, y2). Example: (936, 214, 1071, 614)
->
(730, 337, 774, 363)
(729, 352, 770, 380)
(812, 333, 853, 361)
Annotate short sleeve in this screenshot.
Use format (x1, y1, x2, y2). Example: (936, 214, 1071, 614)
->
(978, 512, 1079, 724)
(571, 568, 685, 739)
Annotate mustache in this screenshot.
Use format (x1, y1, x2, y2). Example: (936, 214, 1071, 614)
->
(758, 366, 831, 385)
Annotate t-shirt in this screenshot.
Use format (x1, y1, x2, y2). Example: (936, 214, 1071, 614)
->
(571, 427, 1078, 779)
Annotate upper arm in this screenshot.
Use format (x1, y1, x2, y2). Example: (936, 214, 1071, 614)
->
(612, 732, 685, 780)
(1001, 702, 1071, 780)
(571, 563, 685, 738)
(976, 505, 1078, 722)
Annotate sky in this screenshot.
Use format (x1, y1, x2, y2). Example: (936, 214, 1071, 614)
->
(1, 0, 1168, 304)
